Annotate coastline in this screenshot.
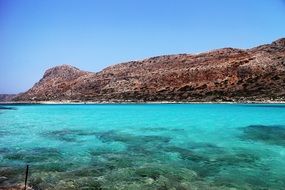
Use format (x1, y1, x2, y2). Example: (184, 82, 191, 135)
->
(1, 100, 285, 105)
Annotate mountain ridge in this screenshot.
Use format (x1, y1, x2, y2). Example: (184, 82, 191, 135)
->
(13, 38, 285, 102)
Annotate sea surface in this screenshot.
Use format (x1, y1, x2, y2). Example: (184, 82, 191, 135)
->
(1, 104, 285, 190)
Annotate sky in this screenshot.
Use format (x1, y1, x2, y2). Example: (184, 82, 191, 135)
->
(0, 0, 285, 94)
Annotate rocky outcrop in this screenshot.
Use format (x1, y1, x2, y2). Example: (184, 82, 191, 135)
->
(14, 38, 285, 102)
(14, 65, 90, 101)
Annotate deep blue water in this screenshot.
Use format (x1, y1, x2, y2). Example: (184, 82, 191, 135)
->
(1, 104, 285, 189)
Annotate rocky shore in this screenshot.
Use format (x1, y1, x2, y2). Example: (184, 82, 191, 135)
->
(1, 100, 285, 105)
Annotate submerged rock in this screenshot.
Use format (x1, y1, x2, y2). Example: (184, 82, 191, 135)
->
(240, 125, 285, 146)
(163, 146, 207, 162)
(95, 130, 171, 145)
(42, 129, 97, 142)
(162, 144, 261, 180)
(33, 162, 73, 172)
(135, 167, 166, 180)
(4, 147, 62, 163)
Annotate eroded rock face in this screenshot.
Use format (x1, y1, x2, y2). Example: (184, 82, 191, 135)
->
(14, 38, 285, 102)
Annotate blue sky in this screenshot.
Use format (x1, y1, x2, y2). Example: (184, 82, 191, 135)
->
(1, 0, 285, 93)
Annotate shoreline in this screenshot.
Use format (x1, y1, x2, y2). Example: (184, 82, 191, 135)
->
(1, 100, 285, 105)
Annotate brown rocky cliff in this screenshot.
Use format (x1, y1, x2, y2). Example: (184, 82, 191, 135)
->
(14, 38, 285, 102)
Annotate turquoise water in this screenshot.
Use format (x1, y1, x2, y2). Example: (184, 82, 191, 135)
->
(1, 104, 285, 190)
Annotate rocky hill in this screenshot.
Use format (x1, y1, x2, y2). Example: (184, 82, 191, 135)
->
(0, 94, 17, 102)
(14, 38, 285, 102)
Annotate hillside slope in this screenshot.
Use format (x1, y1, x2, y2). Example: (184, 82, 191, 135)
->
(14, 38, 285, 102)
(0, 94, 17, 102)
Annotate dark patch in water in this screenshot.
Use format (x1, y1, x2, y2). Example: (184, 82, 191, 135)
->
(93, 131, 172, 165)
(141, 135, 171, 144)
(0, 106, 16, 110)
(70, 167, 103, 177)
(89, 136, 261, 184)
(95, 130, 171, 145)
(33, 162, 74, 172)
(214, 151, 259, 165)
(0, 148, 10, 154)
(162, 145, 219, 177)
(135, 166, 166, 180)
(127, 144, 156, 156)
(0, 130, 15, 137)
(0, 131, 8, 137)
(134, 165, 198, 187)
(43, 129, 97, 142)
(140, 127, 185, 132)
(89, 148, 135, 170)
(0, 166, 24, 186)
(213, 174, 263, 190)
(240, 125, 285, 146)
(0, 166, 22, 178)
(43, 129, 78, 142)
(163, 146, 207, 162)
(3, 147, 62, 163)
(89, 146, 157, 170)
(170, 128, 185, 132)
(89, 148, 113, 157)
(199, 150, 261, 178)
(101, 153, 135, 169)
(140, 127, 168, 131)
(186, 142, 223, 153)
(162, 144, 261, 179)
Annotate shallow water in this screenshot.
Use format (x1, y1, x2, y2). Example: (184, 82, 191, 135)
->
(0, 104, 285, 189)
